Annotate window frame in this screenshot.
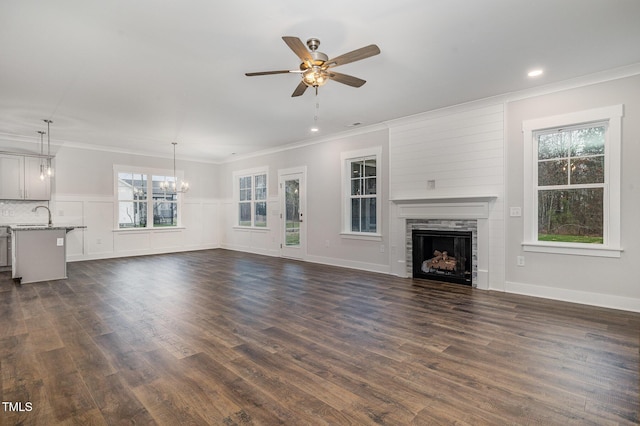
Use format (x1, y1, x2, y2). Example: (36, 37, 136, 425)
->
(233, 167, 269, 229)
(522, 105, 623, 257)
(114, 165, 185, 230)
(340, 147, 382, 240)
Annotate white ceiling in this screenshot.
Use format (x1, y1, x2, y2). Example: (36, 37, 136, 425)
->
(2, 0, 640, 163)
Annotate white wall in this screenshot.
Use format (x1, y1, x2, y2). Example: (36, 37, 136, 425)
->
(0, 144, 220, 261)
(217, 128, 391, 273)
(505, 74, 640, 311)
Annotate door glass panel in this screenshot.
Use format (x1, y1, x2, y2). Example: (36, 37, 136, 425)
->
(285, 178, 300, 246)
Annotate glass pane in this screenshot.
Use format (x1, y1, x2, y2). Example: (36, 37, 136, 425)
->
(351, 178, 362, 196)
(364, 158, 377, 177)
(570, 156, 604, 184)
(351, 160, 363, 178)
(538, 160, 568, 186)
(118, 172, 147, 200)
(153, 202, 177, 227)
(239, 202, 251, 226)
(255, 201, 267, 227)
(239, 188, 251, 201)
(285, 179, 300, 246)
(152, 175, 176, 199)
(239, 176, 251, 189)
(254, 174, 267, 191)
(570, 126, 605, 157)
(255, 174, 267, 200)
(538, 188, 603, 244)
(255, 187, 267, 201)
(365, 177, 376, 195)
(361, 197, 377, 233)
(351, 198, 360, 232)
(119, 201, 147, 228)
(538, 132, 567, 160)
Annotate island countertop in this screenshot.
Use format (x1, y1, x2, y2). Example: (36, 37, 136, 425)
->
(9, 225, 87, 232)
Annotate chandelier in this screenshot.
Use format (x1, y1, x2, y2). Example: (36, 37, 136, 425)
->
(160, 142, 189, 193)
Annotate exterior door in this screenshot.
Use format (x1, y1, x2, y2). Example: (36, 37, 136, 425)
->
(279, 167, 306, 259)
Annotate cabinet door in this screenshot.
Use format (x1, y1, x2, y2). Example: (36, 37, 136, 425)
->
(0, 154, 24, 199)
(24, 156, 51, 200)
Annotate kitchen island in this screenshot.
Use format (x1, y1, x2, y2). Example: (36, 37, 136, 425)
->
(10, 225, 86, 284)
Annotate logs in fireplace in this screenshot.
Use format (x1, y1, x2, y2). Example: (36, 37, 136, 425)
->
(412, 229, 472, 285)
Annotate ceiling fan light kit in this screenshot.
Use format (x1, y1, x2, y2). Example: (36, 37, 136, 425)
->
(245, 36, 380, 97)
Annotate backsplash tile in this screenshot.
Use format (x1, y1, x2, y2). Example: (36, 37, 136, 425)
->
(0, 200, 51, 225)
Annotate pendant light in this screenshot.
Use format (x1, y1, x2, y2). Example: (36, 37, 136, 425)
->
(160, 142, 189, 193)
(37, 130, 46, 180)
(43, 119, 53, 176)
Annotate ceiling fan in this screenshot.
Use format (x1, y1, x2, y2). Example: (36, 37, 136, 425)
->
(245, 36, 381, 97)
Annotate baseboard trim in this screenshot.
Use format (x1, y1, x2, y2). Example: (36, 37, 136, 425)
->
(305, 254, 391, 275)
(504, 281, 640, 313)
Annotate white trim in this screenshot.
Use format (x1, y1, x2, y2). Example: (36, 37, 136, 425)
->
(522, 105, 623, 257)
(522, 242, 622, 258)
(113, 226, 186, 233)
(278, 166, 308, 260)
(504, 281, 640, 313)
(341, 146, 383, 236)
(113, 165, 185, 230)
(232, 166, 269, 228)
(339, 232, 383, 241)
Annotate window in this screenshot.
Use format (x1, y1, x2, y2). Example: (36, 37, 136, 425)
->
(235, 169, 268, 227)
(522, 105, 623, 257)
(116, 167, 183, 229)
(341, 147, 382, 237)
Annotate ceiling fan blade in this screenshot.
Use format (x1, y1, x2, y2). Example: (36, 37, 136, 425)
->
(291, 81, 308, 97)
(327, 71, 366, 87)
(325, 44, 380, 68)
(282, 36, 313, 64)
(245, 70, 292, 76)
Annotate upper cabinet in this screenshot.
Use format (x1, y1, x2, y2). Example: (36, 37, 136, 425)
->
(0, 154, 51, 200)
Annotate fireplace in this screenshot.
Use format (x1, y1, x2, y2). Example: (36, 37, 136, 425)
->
(412, 229, 472, 285)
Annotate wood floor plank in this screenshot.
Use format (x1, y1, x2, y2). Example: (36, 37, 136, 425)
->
(0, 249, 638, 425)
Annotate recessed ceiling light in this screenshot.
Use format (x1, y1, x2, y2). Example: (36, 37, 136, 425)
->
(528, 69, 544, 78)
(310, 127, 319, 132)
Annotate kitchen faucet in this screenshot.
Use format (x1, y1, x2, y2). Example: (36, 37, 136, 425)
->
(33, 205, 52, 226)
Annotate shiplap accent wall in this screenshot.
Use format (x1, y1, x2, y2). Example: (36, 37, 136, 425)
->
(389, 103, 505, 198)
(388, 102, 505, 290)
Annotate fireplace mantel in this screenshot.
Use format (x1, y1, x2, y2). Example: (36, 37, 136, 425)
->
(390, 193, 498, 204)
(391, 193, 497, 220)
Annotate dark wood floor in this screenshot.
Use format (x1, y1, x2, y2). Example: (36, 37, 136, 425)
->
(1, 249, 638, 425)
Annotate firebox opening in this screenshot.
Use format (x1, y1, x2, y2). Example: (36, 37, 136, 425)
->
(412, 229, 472, 285)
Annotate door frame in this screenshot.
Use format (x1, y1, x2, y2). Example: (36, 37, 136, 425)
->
(278, 166, 307, 259)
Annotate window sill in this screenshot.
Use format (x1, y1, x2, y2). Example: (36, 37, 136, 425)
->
(232, 226, 271, 232)
(522, 241, 623, 258)
(340, 232, 383, 242)
(113, 226, 185, 232)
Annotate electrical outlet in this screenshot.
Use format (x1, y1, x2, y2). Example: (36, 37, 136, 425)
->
(56, 238, 64, 247)
(427, 180, 436, 190)
(380, 244, 385, 253)
(517, 256, 525, 266)
(325, 240, 330, 247)
(510, 207, 522, 217)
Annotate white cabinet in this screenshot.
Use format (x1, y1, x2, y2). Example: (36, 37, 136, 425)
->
(24, 156, 51, 200)
(0, 154, 51, 200)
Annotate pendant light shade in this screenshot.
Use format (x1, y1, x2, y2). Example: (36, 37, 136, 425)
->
(37, 130, 46, 181)
(43, 119, 53, 176)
